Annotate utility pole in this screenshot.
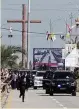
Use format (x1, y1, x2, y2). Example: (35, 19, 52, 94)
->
(70, 12, 73, 44)
(49, 19, 52, 49)
(65, 18, 67, 43)
(70, 12, 73, 27)
(7, 4, 41, 69)
(50, 19, 52, 33)
(27, 0, 30, 69)
(49, 19, 52, 69)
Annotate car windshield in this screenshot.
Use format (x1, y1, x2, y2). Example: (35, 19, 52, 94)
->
(44, 71, 53, 79)
(53, 72, 73, 79)
(36, 72, 45, 76)
(32, 71, 36, 75)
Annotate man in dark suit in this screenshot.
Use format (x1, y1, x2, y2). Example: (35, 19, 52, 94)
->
(19, 73, 26, 102)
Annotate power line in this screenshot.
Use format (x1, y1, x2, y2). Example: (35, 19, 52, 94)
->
(1, 27, 45, 34)
(1, 8, 21, 11)
(1, 27, 79, 36)
(1, 8, 79, 12)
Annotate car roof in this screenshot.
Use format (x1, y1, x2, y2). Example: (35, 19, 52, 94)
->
(37, 71, 46, 73)
(30, 70, 37, 72)
(54, 70, 72, 73)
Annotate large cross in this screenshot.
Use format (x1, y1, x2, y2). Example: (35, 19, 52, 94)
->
(7, 4, 41, 68)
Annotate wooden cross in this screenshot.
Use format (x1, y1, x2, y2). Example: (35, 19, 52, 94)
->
(7, 4, 41, 68)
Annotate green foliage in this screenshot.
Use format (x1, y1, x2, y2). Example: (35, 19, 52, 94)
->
(1, 45, 26, 68)
(19, 61, 23, 68)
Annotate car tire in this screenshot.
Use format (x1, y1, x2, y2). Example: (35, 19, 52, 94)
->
(50, 91, 53, 96)
(72, 91, 76, 96)
(46, 89, 49, 94)
(33, 86, 37, 89)
(43, 87, 45, 89)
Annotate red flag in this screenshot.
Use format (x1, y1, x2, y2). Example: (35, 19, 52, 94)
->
(66, 24, 72, 33)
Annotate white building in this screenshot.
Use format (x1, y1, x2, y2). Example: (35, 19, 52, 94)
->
(65, 48, 79, 70)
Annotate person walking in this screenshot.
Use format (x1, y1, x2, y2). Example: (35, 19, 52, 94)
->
(19, 73, 26, 102)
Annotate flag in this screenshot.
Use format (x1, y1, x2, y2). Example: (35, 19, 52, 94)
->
(46, 31, 52, 40)
(9, 26, 12, 33)
(51, 33, 56, 41)
(71, 25, 76, 29)
(60, 35, 65, 40)
(66, 24, 72, 33)
(46, 31, 56, 41)
(66, 32, 70, 38)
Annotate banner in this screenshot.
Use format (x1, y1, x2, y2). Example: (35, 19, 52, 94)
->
(33, 48, 64, 69)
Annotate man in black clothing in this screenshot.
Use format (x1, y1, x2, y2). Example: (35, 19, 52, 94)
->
(19, 73, 26, 102)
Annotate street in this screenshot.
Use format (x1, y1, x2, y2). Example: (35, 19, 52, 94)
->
(4, 88, 79, 108)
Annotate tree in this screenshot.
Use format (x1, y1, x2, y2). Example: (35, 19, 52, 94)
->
(19, 61, 22, 68)
(1, 45, 26, 68)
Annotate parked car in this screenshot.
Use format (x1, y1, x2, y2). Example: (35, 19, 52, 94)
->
(45, 70, 77, 96)
(43, 70, 53, 89)
(30, 70, 37, 86)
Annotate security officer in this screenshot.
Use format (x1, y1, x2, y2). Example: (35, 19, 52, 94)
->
(19, 73, 26, 102)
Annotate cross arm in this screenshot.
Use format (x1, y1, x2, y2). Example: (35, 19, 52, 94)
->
(7, 20, 41, 23)
(29, 20, 41, 23)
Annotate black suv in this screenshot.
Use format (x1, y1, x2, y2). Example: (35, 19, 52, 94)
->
(46, 70, 77, 96)
(43, 70, 53, 89)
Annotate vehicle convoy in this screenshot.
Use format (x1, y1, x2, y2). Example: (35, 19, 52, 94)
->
(33, 71, 46, 89)
(45, 70, 77, 96)
(30, 70, 37, 86)
(43, 70, 53, 89)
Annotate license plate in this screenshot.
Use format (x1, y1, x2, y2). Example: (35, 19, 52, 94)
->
(60, 88, 66, 90)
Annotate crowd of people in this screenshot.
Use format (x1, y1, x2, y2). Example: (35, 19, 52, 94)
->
(1, 68, 9, 82)
(10, 71, 31, 102)
(0, 68, 31, 102)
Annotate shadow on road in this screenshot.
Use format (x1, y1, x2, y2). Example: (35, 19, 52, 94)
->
(53, 94, 71, 96)
(38, 94, 49, 96)
(38, 94, 72, 96)
(36, 93, 45, 94)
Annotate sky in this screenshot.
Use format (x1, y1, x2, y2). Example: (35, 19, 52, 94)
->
(1, 0, 79, 63)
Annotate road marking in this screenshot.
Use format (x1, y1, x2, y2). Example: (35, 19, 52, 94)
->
(52, 98, 56, 101)
(5, 90, 13, 108)
(52, 97, 68, 109)
(59, 103, 64, 107)
(55, 101, 60, 104)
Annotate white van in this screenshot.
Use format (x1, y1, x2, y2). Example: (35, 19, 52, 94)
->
(33, 71, 46, 89)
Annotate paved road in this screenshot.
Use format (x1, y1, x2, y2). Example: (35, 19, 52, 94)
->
(4, 88, 79, 108)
